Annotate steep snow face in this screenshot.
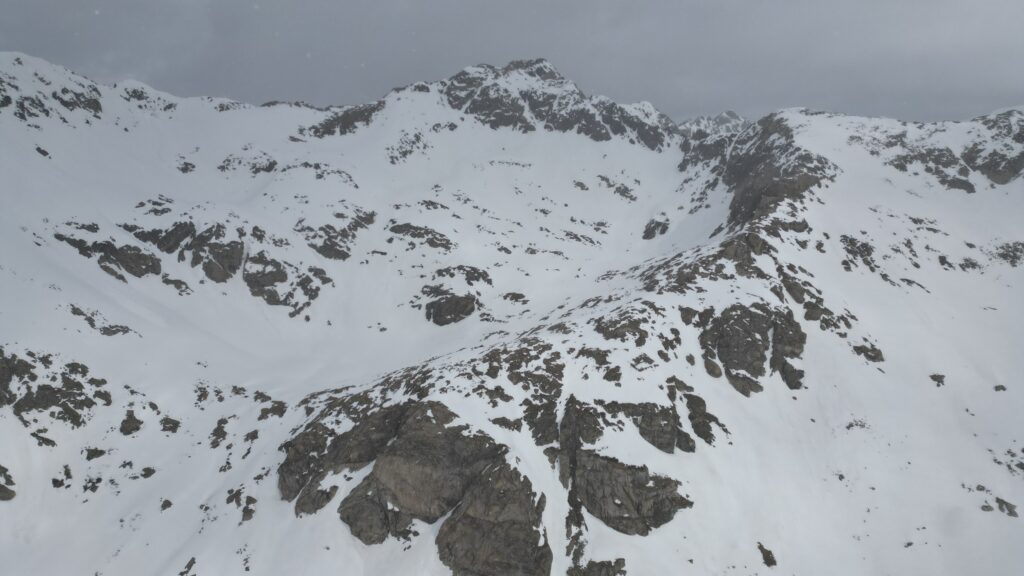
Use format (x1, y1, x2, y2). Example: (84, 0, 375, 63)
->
(1, 52, 1022, 576)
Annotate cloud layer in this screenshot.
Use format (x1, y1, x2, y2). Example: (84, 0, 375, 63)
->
(2, 0, 1021, 122)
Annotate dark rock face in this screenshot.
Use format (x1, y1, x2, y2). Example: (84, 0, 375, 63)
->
(703, 357, 723, 379)
(335, 482, 413, 543)
(758, 542, 778, 567)
(4, 349, 107, 432)
(963, 110, 1024, 184)
(840, 235, 879, 272)
(721, 114, 836, 228)
(637, 227, 783, 295)
(257, 400, 287, 420)
(337, 404, 505, 542)
(642, 219, 669, 239)
(464, 83, 532, 132)
(435, 464, 552, 576)
(769, 310, 808, 390)
(216, 152, 278, 175)
(683, 393, 727, 445)
(186, 225, 244, 283)
(435, 265, 492, 286)
(242, 251, 288, 301)
(51, 85, 103, 118)
(869, 111, 1023, 193)
(98, 325, 131, 336)
(69, 304, 133, 337)
(594, 99, 673, 151)
(127, 220, 249, 284)
(425, 294, 477, 326)
(13, 378, 96, 428)
(480, 339, 564, 447)
(54, 233, 162, 282)
(304, 100, 385, 138)
(297, 210, 375, 261)
(242, 251, 332, 318)
(678, 119, 737, 179)
(278, 422, 334, 505)
(853, 341, 884, 362)
(441, 59, 674, 150)
(1, 348, 36, 409)
(526, 90, 604, 139)
(270, 297, 766, 571)
(389, 223, 453, 251)
(249, 158, 277, 174)
(597, 175, 637, 201)
(698, 303, 806, 395)
(568, 559, 627, 576)
(444, 62, 543, 133)
(593, 306, 652, 347)
(128, 221, 196, 254)
(600, 400, 695, 454)
(209, 418, 228, 448)
(160, 416, 180, 433)
(995, 497, 1018, 518)
(161, 275, 191, 294)
(119, 410, 143, 435)
(994, 241, 1024, 267)
(105, 245, 162, 279)
(569, 448, 691, 535)
(559, 398, 692, 539)
(890, 146, 976, 193)
(0, 464, 15, 501)
(279, 402, 552, 575)
(1, 70, 104, 124)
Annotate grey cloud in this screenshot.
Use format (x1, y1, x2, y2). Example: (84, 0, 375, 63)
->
(1, 0, 1021, 122)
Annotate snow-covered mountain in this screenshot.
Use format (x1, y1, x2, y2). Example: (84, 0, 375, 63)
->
(1, 51, 1022, 576)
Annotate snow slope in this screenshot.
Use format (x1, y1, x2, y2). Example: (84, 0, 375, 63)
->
(1, 52, 1022, 576)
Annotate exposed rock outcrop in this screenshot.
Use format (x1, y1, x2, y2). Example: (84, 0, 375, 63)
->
(279, 402, 552, 575)
(425, 294, 478, 326)
(698, 303, 806, 395)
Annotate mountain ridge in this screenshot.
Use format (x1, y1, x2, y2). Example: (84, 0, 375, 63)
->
(9, 49, 1020, 138)
(1, 52, 1022, 576)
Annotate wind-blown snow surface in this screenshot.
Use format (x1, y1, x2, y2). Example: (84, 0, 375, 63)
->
(1, 52, 1022, 575)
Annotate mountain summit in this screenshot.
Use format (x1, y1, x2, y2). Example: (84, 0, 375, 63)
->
(294, 55, 679, 151)
(1, 52, 1022, 575)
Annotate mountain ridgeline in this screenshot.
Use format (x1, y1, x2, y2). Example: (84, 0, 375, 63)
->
(1, 52, 1022, 575)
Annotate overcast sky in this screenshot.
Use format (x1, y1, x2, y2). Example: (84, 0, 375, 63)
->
(1, 0, 1022, 122)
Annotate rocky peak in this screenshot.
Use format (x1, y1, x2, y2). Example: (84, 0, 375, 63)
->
(496, 57, 565, 82)
(678, 110, 749, 138)
(447, 58, 571, 93)
(301, 56, 679, 150)
(435, 58, 678, 150)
